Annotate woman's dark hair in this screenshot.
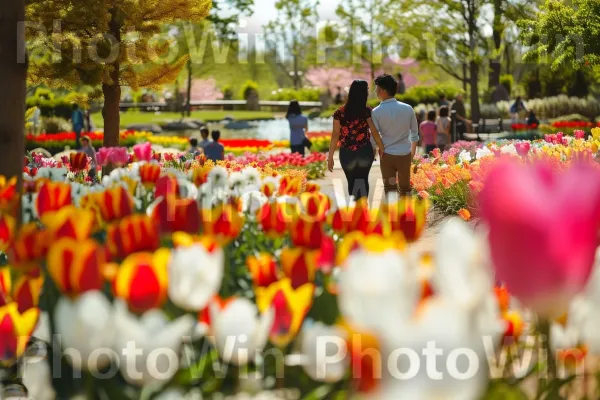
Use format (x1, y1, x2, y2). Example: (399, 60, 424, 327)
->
(343, 80, 370, 121)
(286, 100, 302, 118)
(211, 130, 221, 141)
(190, 138, 198, 147)
(374, 74, 397, 97)
(439, 105, 450, 118)
(427, 110, 436, 121)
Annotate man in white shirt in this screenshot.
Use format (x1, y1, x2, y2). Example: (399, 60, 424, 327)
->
(371, 74, 419, 196)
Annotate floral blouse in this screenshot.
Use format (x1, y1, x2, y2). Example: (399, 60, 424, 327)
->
(333, 106, 372, 151)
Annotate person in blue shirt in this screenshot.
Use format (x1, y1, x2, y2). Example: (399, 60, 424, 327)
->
(510, 96, 528, 123)
(286, 100, 309, 156)
(204, 130, 225, 162)
(71, 104, 85, 149)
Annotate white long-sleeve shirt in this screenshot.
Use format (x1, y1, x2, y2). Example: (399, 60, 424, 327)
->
(371, 98, 420, 156)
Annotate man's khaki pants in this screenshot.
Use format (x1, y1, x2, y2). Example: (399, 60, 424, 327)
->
(380, 153, 412, 195)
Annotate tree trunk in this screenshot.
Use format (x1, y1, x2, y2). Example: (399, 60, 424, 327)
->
(186, 59, 192, 117)
(469, 61, 480, 123)
(0, 0, 26, 213)
(103, 8, 121, 150)
(488, 0, 503, 90)
(462, 63, 468, 94)
(293, 54, 300, 90)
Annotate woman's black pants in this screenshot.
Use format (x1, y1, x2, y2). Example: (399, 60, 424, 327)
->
(339, 145, 374, 200)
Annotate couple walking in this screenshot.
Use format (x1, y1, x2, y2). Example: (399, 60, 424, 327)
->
(327, 74, 418, 200)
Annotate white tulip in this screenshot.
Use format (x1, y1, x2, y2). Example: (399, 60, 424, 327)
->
(300, 322, 348, 383)
(207, 166, 228, 189)
(500, 144, 518, 155)
(54, 291, 115, 371)
(458, 150, 472, 164)
(22, 359, 56, 400)
(210, 298, 274, 366)
(240, 190, 268, 214)
(475, 146, 493, 160)
(337, 249, 419, 333)
(241, 167, 262, 187)
(168, 244, 224, 311)
(113, 301, 196, 386)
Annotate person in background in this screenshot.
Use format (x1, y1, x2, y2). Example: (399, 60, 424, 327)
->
(372, 74, 419, 197)
(436, 106, 452, 152)
(328, 80, 385, 201)
(439, 94, 449, 107)
(189, 138, 201, 157)
(71, 104, 85, 149)
(84, 109, 92, 132)
(199, 127, 211, 149)
(204, 130, 225, 162)
(510, 96, 528, 123)
(334, 87, 344, 104)
(396, 73, 406, 95)
(286, 100, 309, 156)
(80, 135, 98, 183)
(451, 93, 472, 134)
(420, 110, 437, 154)
(527, 110, 540, 127)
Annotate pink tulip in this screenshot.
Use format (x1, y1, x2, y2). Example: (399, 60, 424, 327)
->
(574, 130, 586, 139)
(108, 147, 129, 167)
(133, 142, 153, 162)
(515, 142, 531, 158)
(96, 147, 111, 167)
(479, 158, 600, 317)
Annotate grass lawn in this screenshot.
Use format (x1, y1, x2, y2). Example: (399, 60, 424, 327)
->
(91, 110, 277, 129)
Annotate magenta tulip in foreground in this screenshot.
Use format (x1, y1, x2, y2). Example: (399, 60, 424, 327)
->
(479, 158, 600, 317)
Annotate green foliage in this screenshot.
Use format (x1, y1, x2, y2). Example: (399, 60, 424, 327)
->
(41, 117, 71, 134)
(396, 84, 460, 107)
(429, 179, 471, 216)
(269, 88, 322, 102)
(549, 113, 591, 123)
(240, 80, 259, 99)
(500, 74, 514, 94)
(26, 88, 89, 119)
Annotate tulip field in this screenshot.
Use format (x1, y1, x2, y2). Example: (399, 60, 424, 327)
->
(1, 125, 600, 399)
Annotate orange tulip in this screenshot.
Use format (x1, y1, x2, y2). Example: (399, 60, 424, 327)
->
(0, 302, 39, 363)
(36, 181, 72, 217)
(257, 201, 297, 238)
(457, 208, 472, 221)
(7, 223, 47, 275)
(69, 152, 89, 171)
(281, 247, 319, 289)
(201, 204, 244, 244)
(289, 218, 324, 249)
(41, 206, 95, 241)
(113, 250, 170, 313)
(277, 175, 302, 196)
(106, 214, 160, 260)
(503, 311, 524, 341)
(191, 166, 210, 187)
(91, 186, 134, 223)
(255, 278, 314, 348)
(381, 197, 428, 242)
(0, 268, 11, 307)
(47, 238, 106, 298)
(0, 213, 15, 252)
(341, 322, 382, 394)
(139, 163, 161, 188)
(0, 176, 18, 212)
(152, 196, 200, 234)
(494, 286, 510, 314)
(247, 253, 279, 288)
(12, 275, 43, 314)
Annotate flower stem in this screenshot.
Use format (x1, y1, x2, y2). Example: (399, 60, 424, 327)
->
(539, 318, 557, 382)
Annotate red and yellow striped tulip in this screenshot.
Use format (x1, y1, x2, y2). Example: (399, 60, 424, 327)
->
(0, 302, 39, 364)
(289, 218, 324, 249)
(7, 223, 47, 275)
(155, 175, 180, 199)
(256, 202, 297, 238)
(340, 322, 381, 394)
(277, 176, 302, 196)
(139, 163, 161, 188)
(12, 275, 43, 314)
(335, 232, 406, 267)
(91, 186, 134, 223)
(106, 214, 160, 260)
(0, 213, 15, 252)
(152, 196, 201, 234)
(41, 206, 95, 241)
(171, 232, 219, 252)
(261, 181, 276, 198)
(35, 181, 72, 217)
(255, 278, 314, 348)
(329, 199, 372, 235)
(201, 205, 244, 245)
(112, 249, 170, 313)
(381, 197, 428, 242)
(304, 182, 320, 193)
(47, 238, 106, 298)
(69, 152, 89, 171)
(0, 176, 18, 212)
(281, 248, 319, 289)
(247, 253, 279, 288)
(0, 268, 11, 307)
(191, 166, 211, 187)
(300, 192, 330, 222)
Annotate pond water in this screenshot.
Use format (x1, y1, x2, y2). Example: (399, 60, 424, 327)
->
(158, 117, 333, 141)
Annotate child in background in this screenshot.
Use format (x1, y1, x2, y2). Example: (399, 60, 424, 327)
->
(420, 110, 437, 154)
(80, 135, 98, 183)
(204, 130, 225, 162)
(199, 127, 210, 149)
(188, 138, 201, 157)
(436, 106, 452, 151)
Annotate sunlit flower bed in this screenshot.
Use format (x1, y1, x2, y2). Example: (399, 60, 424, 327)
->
(413, 131, 600, 218)
(2, 144, 600, 398)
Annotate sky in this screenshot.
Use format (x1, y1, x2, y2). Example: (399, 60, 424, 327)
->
(244, 0, 340, 33)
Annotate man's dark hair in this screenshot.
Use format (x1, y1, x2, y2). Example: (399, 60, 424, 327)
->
(374, 74, 397, 97)
(200, 127, 209, 138)
(439, 105, 450, 118)
(211, 130, 221, 141)
(427, 110, 436, 121)
(190, 138, 198, 147)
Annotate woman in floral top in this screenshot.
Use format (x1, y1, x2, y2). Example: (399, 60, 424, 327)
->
(328, 80, 384, 200)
